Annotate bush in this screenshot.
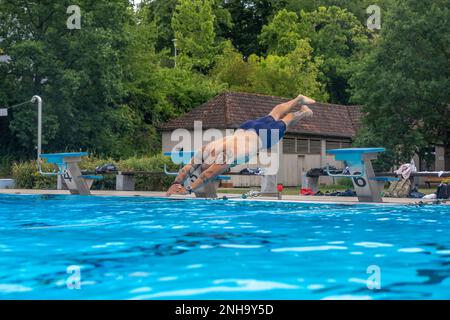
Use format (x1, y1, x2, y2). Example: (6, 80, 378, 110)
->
(11, 161, 57, 189)
(11, 154, 178, 191)
(0, 155, 14, 178)
(118, 155, 178, 191)
(336, 177, 354, 189)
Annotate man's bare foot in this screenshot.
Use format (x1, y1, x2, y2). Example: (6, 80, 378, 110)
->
(293, 105, 313, 119)
(296, 94, 316, 105)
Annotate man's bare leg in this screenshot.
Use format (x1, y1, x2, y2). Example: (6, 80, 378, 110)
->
(281, 105, 314, 129)
(269, 95, 315, 120)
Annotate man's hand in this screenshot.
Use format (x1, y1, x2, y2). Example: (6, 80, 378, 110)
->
(166, 183, 188, 196)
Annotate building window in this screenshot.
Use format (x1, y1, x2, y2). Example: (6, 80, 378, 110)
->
(297, 139, 309, 154)
(326, 140, 352, 150)
(310, 140, 321, 154)
(283, 138, 296, 154)
(326, 140, 341, 150)
(341, 141, 352, 148)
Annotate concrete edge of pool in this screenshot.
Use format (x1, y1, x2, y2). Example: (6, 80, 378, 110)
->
(0, 188, 447, 206)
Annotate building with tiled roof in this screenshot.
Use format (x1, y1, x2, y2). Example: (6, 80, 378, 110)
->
(160, 92, 363, 138)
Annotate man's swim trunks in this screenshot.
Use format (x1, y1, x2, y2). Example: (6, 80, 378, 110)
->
(239, 115, 286, 149)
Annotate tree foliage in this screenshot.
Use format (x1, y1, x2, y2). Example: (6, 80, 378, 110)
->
(350, 0, 450, 167)
(0, 0, 132, 157)
(213, 40, 327, 100)
(172, 0, 220, 73)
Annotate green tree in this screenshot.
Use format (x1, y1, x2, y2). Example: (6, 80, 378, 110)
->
(122, 4, 225, 154)
(258, 6, 369, 104)
(0, 0, 134, 158)
(213, 41, 327, 100)
(223, 0, 285, 56)
(171, 0, 219, 73)
(143, 0, 232, 54)
(283, 0, 395, 24)
(140, 0, 178, 52)
(259, 9, 302, 55)
(298, 6, 370, 104)
(350, 0, 450, 169)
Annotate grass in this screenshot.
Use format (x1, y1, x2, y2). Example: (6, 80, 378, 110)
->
(218, 185, 436, 196)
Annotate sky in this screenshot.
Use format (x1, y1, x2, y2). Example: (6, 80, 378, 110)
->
(132, 0, 142, 9)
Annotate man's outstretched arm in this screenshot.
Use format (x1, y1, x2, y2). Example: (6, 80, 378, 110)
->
(166, 148, 204, 196)
(166, 161, 199, 196)
(187, 163, 231, 193)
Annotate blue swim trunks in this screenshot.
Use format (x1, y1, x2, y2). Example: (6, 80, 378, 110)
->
(239, 115, 286, 149)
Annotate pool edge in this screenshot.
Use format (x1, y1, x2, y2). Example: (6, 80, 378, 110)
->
(0, 189, 446, 206)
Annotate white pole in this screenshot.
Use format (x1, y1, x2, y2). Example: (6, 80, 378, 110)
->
(31, 95, 42, 161)
(173, 38, 177, 68)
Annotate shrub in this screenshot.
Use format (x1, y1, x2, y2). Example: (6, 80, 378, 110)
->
(11, 161, 57, 189)
(0, 155, 14, 178)
(118, 155, 178, 191)
(336, 177, 354, 189)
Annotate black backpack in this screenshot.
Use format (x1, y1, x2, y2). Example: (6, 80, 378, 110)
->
(95, 163, 118, 174)
(436, 184, 450, 199)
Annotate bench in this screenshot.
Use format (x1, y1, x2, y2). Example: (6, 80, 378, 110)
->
(116, 171, 165, 191)
(424, 176, 446, 188)
(371, 172, 450, 190)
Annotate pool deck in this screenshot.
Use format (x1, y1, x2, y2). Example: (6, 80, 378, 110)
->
(0, 189, 447, 205)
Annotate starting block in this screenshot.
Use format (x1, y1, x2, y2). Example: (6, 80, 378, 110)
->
(40, 152, 102, 195)
(326, 148, 394, 202)
(164, 151, 231, 198)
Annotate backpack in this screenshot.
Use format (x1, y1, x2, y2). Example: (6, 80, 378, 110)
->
(95, 163, 118, 174)
(436, 184, 450, 199)
(384, 178, 411, 198)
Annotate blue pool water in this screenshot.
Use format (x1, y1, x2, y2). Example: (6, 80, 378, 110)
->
(0, 194, 449, 300)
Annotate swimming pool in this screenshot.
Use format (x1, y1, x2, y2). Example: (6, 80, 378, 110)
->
(0, 194, 449, 300)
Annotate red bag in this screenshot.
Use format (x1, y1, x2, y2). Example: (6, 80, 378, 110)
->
(300, 188, 314, 196)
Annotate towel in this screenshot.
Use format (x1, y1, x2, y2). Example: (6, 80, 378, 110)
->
(394, 159, 417, 179)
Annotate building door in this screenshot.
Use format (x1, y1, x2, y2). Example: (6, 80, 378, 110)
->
(282, 154, 300, 187)
(297, 155, 305, 184)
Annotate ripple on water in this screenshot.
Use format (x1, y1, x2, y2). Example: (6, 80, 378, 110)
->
(398, 248, 425, 253)
(0, 284, 32, 293)
(158, 276, 178, 282)
(130, 287, 152, 294)
(271, 246, 348, 253)
(220, 244, 262, 249)
(130, 279, 298, 299)
(307, 284, 325, 290)
(354, 242, 393, 248)
(129, 272, 152, 278)
(323, 295, 372, 300)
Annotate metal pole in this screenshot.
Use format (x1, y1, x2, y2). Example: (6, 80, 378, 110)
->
(31, 95, 42, 161)
(172, 38, 177, 68)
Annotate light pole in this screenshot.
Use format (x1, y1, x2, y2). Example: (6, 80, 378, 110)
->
(172, 38, 177, 68)
(31, 95, 42, 164)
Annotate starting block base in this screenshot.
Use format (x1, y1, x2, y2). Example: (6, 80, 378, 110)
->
(41, 152, 101, 195)
(327, 148, 388, 203)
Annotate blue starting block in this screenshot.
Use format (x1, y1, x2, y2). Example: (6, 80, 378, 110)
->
(163, 151, 232, 198)
(40, 152, 102, 195)
(326, 148, 392, 203)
